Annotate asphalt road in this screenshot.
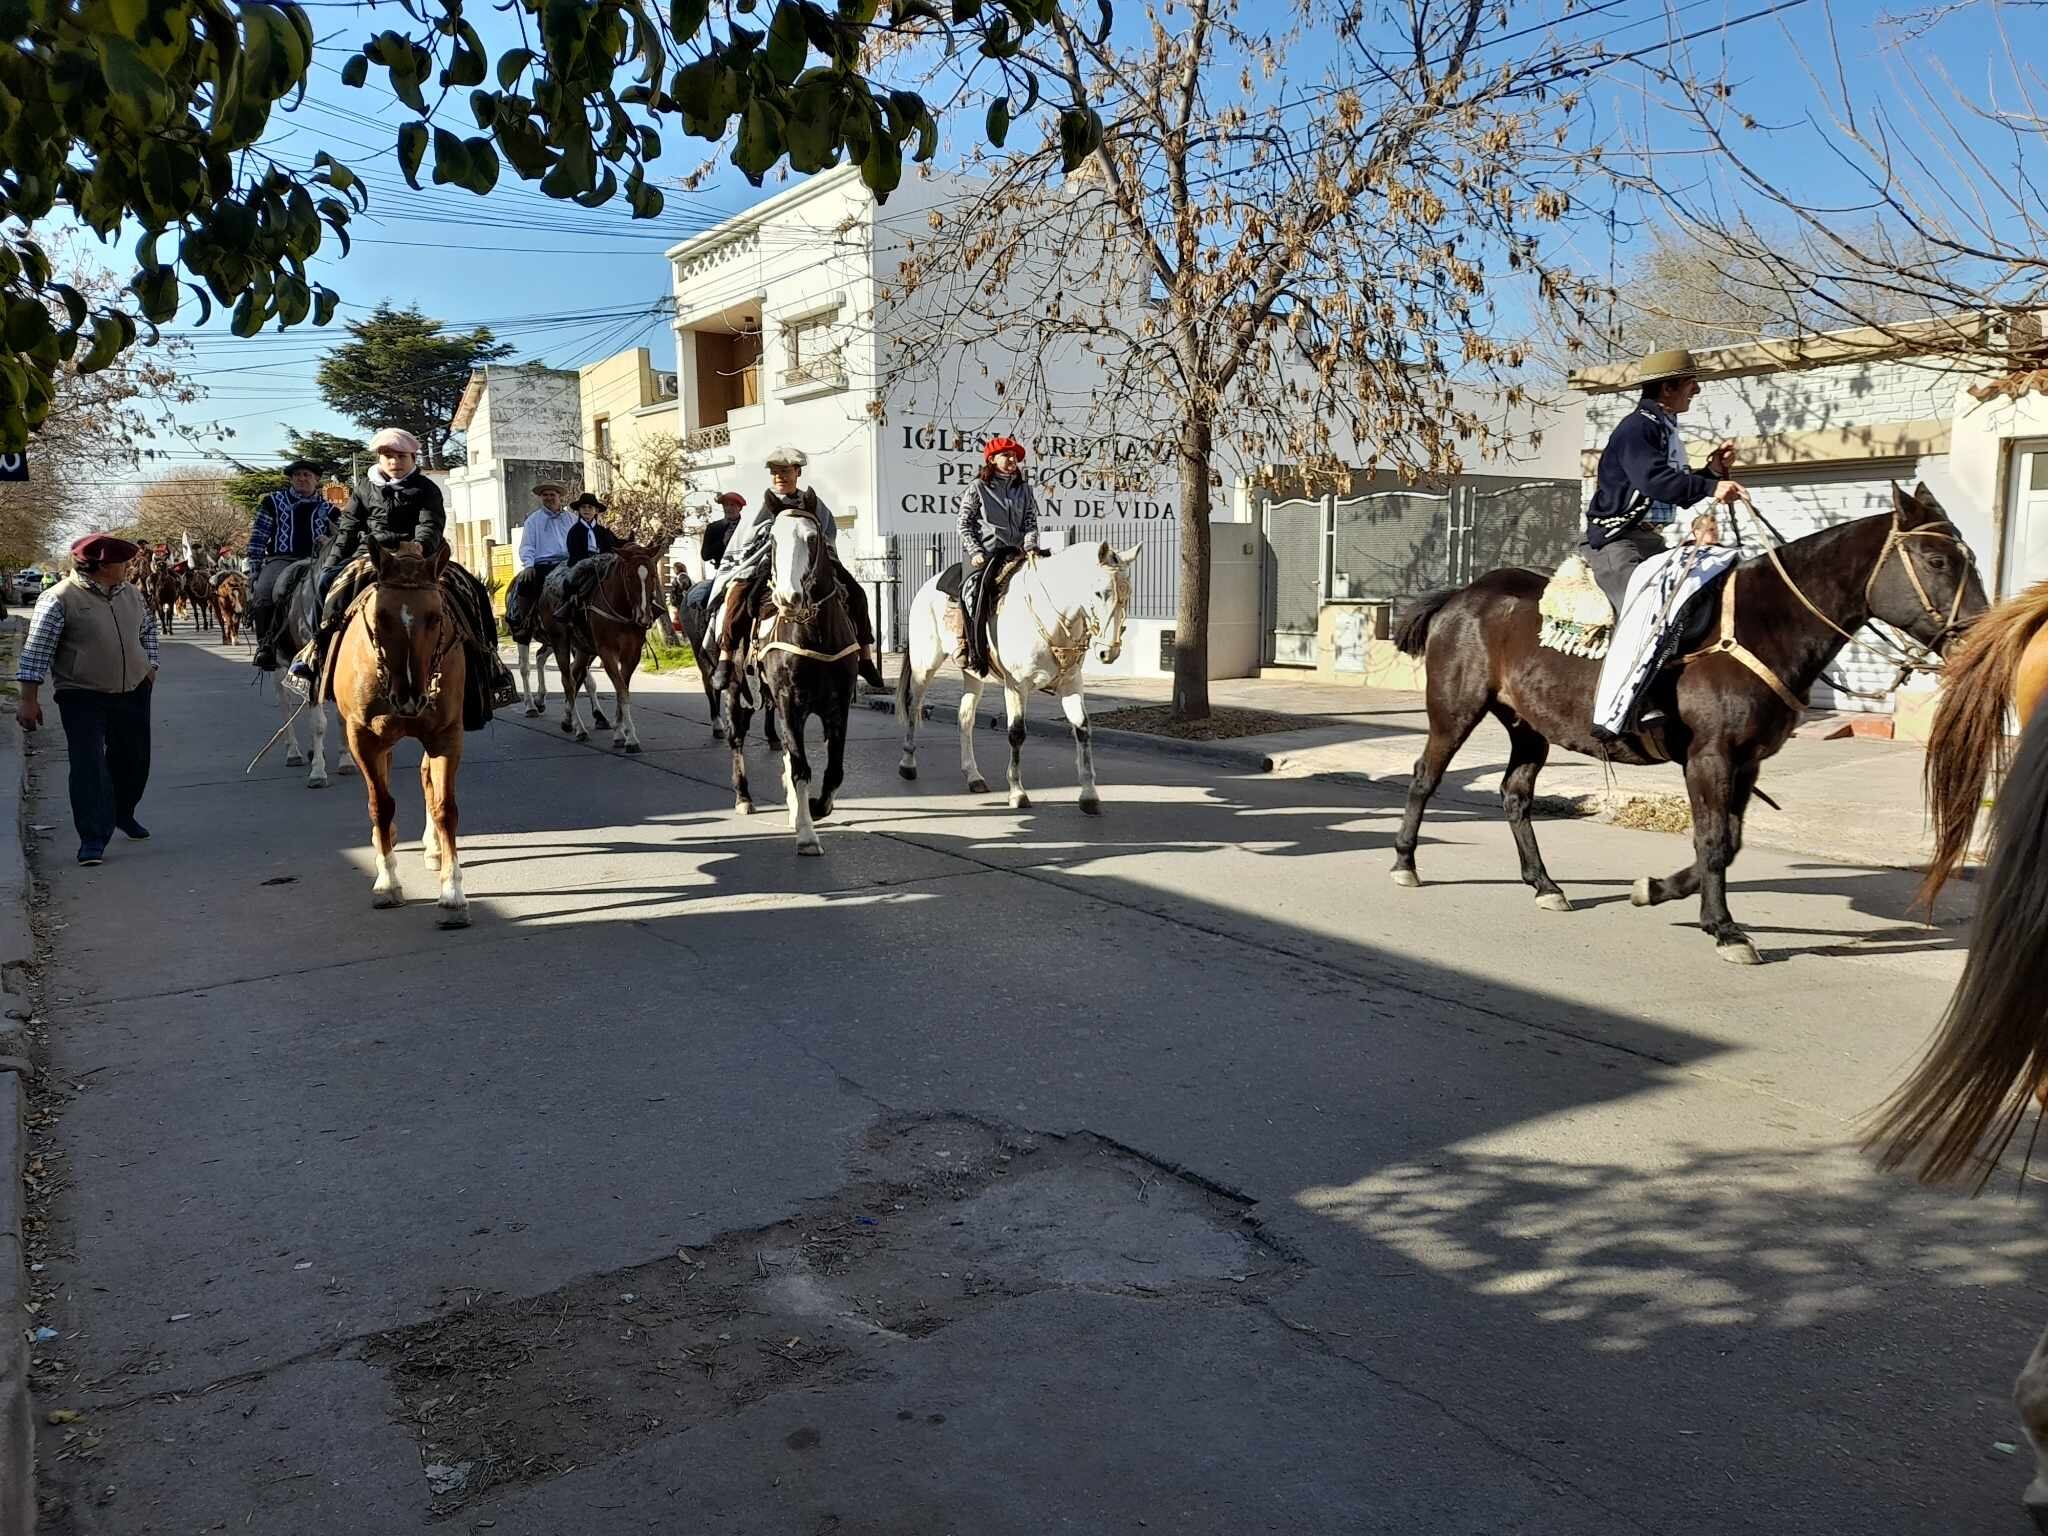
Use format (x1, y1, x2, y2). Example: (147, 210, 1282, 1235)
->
(23, 632, 2043, 1535)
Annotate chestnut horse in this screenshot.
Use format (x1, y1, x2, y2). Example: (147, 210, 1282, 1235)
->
(1865, 580, 2048, 1529)
(1389, 484, 1985, 962)
(534, 546, 661, 751)
(329, 544, 469, 927)
(214, 570, 249, 645)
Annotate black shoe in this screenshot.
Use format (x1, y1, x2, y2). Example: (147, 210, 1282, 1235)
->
(252, 644, 276, 671)
(1590, 724, 1623, 746)
(77, 842, 104, 866)
(115, 817, 150, 840)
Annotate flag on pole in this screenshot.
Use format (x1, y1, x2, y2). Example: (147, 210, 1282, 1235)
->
(181, 532, 195, 566)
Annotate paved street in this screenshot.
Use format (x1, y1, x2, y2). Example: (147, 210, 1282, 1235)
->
(23, 632, 2044, 1535)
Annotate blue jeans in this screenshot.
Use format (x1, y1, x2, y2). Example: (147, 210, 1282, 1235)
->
(684, 579, 712, 611)
(54, 680, 152, 849)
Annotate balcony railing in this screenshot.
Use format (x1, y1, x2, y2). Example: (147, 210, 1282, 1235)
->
(780, 356, 847, 390)
(682, 423, 731, 453)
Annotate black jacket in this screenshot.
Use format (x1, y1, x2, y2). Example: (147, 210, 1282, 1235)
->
(700, 515, 740, 569)
(1585, 403, 1718, 549)
(567, 519, 619, 564)
(323, 470, 447, 577)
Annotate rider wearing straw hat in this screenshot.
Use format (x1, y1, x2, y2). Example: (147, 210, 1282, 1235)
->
(1581, 348, 1748, 613)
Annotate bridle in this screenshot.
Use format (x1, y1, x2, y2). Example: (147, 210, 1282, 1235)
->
(583, 551, 661, 632)
(756, 516, 857, 665)
(355, 572, 457, 720)
(1010, 554, 1131, 679)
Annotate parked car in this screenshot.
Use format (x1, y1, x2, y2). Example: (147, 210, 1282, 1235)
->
(14, 569, 43, 597)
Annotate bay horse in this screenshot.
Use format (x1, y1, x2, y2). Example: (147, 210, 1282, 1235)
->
(183, 565, 215, 633)
(214, 569, 249, 645)
(329, 543, 469, 926)
(533, 546, 661, 751)
(1389, 483, 1985, 963)
(741, 505, 858, 854)
(1863, 581, 2048, 1530)
(895, 540, 1139, 813)
(150, 567, 183, 634)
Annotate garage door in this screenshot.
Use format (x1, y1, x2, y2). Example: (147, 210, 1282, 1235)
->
(1739, 464, 1920, 713)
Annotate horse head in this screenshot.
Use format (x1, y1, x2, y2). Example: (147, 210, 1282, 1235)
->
(1868, 482, 1988, 654)
(369, 542, 454, 718)
(604, 543, 661, 629)
(770, 507, 830, 612)
(1087, 542, 1141, 665)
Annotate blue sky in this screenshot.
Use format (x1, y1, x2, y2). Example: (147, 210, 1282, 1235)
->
(108, 0, 2012, 484)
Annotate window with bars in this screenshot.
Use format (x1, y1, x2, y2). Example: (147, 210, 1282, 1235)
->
(780, 310, 846, 389)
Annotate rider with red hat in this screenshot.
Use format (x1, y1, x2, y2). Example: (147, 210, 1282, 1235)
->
(955, 435, 1040, 672)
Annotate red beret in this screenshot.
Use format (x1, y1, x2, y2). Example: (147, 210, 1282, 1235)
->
(716, 491, 747, 508)
(984, 435, 1026, 462)
(70, 533, 140, 566)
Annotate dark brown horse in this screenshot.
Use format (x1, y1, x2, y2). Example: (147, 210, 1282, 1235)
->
(534, 545, 660, 751)
(1389, 484, 1986, 963)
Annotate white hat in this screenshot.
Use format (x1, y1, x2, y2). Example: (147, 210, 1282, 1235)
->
(371, 427, 423, 456)
(764, 444, 808, 469)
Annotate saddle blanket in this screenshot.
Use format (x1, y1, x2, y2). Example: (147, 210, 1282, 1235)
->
(1592, 543, 1740, 736)
(1538, 555, 1614, 658)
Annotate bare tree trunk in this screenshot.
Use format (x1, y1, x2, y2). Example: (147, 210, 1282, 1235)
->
(1171, 412, 1214, 721)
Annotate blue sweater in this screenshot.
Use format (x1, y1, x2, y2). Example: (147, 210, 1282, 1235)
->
(1585, 403, 1718, 549)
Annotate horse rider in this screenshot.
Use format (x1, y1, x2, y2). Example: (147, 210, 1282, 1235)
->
(502, 482, 573, 642)
(244, 458, 333, 671)
(566, 492, 620, 565)
(293, 427, 520, 712)
(956, 435, 1041, 671)
(1581, 348, 1748, 613)
(705, 448, 883, 693)
(677, 492, 746, 626)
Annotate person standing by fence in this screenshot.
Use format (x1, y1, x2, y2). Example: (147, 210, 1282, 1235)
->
(15, 534, 160, 866)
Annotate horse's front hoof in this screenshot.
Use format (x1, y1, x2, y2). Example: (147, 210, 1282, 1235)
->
(810, 796, 833, 822)
(574, 729, 589, 743)
(371, 888, 404, 910)
(624, 742, 643, 755)
(306, 771, 329, 790)
(1717, 937, 1763, 966)
(898, 763, 917, 781)
(736, 799, 755, 816)
(797, 840, 823, 857)
(591, 711, 611, 730)
(1011, 792, 1031, 810)
(1079, 794, 1101, 816)
(285, 748, 306, 767)
(1535, 891, 1574, 913)
(1389, 867, 1421, 888)
(524, 704, 544, 718)
(436, 899, 470, 929)
(967, 777, 991, 795)
(712, 728, 726, 743)
(1631, 876, 1655, 907)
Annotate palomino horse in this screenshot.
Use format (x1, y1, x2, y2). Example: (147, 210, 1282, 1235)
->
(1864, 582, 2048, 1529)
(269, 556, 344, 787)
(747, 505, 859, 855)
(214, 570, 249, 646)
(1388, 484, 1986, 962)
(895, 540, 1138, 813)
(533, 546, 661, 751)
(329, 543, 469, 927)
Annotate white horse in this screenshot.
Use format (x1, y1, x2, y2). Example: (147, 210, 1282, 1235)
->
(896, 540, 1137, 813)
(277, 684, 346, 788)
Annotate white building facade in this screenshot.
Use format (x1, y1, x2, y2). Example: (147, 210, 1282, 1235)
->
(444, 364, 585, 574)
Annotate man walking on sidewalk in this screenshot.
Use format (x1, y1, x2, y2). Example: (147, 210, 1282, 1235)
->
(15, 533, 160, 866)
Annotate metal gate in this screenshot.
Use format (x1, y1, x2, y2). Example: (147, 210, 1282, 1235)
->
(1262, 497, 1324, 666)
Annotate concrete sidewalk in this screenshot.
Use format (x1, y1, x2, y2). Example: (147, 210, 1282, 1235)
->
(886, 666, 1947, 872)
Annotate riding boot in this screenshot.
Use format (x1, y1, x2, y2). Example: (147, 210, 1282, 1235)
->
(250, 600, 277, 670)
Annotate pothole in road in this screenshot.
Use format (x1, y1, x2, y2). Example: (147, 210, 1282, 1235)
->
(364, 1115, 1297, 1518)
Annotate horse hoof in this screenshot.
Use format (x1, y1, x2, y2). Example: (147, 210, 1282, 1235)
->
(559, 719, 574, 733)
(371, 888, 403, 910)
(810, 797, 834, 822)
(797, 841, 823, 857)
(1389, 867, 1421, 888)
(624, 742, 642, 755)
(898, 763, 917, 781)
(574, 730, 589, 743)
(592, 711, 611, 730)
(736, 799, 755, 816)
(307, 773, 329, 790)
(436, 908, 470, 929)
(524, 705, 544, 718)
(1535, 891, 1574, 913)
(1011, 793, 1031, 810)
(1717, 937, 1763, 966)
(1631, 877, 1655, 907)
(1079, 794, 1102, 816)
(285, 749, 306, 767)
(967, 777, 991, 795)
(712, 729, 726, 743)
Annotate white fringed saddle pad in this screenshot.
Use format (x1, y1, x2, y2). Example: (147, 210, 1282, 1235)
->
(1538, 555, 1614, 659)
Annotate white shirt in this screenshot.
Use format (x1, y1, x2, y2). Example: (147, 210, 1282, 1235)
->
(518, 507, 574, 566)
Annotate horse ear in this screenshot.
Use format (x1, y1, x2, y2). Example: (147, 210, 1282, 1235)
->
(1111, 542, 1142, 566)
(431, 542, 451, 576)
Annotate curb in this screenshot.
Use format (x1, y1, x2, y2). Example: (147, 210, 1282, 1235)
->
(0, 635, 33, 1536)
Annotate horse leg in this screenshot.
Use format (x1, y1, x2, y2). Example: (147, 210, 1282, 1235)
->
(1390, 683, 1488, 888)
(424, 742, 468, 928)
(586, 657, 609, 732)
(1681, 750, 1761, 964)
(730, 690, 755, 814)
(419, 756, 440, 874)
(1499, 717, 1570, 912)
(557, 644, 587, 739)
(283, 685, 307, 768)
(783, 706, 821, 855)
(517, 641, 543, 716)
(812, 696, 848, 822)
(608, 653, 640, 753)
(959, 674, 990, 795)
(1057, 684, 1102, 815)
(896, 602, 945, 782)
(352, 731, 403, 909)
(1003, 683, 1031, 810)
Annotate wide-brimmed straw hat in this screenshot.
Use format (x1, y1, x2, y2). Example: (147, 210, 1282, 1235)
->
(533, 481, 566, 497)
(1636, 348, 1701, 386)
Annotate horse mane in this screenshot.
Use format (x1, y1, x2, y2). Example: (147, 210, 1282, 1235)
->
(1919, 582, 2048, 907)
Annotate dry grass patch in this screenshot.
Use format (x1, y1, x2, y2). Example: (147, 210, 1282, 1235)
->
(1088, 704, 1338, 741)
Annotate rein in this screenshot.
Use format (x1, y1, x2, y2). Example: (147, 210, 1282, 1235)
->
(353, 576, 459, 720)
(755, 556, 855, 665)
(988, 554, 1128, 682)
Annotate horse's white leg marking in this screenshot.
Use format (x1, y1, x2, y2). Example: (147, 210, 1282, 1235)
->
(958, 673, 988, 794)
(1062, 685, 1100, 813)
(1003, 683, 1030, 810)
(307, 697, 330, 788)
(784, 724, 821, 855)
(898, 592, 946, 780)
(425, 751, 467, 928)
(282, 686, 306, 767)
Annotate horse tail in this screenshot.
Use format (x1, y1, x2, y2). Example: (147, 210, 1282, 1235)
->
(1869, 703, 2048, 1187)
(1919, 587, 2048, 907)
(1393, 588, 1458, 658)
(895, 627, 914, 715)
